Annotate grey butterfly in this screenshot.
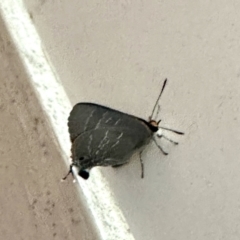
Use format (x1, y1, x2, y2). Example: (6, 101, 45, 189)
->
(63, 79, 184, 180)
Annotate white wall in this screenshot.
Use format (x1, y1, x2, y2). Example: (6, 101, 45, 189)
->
(21, 0, 240, 239)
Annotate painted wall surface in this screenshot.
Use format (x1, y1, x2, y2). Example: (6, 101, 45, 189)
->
(23, 1, 240, 239)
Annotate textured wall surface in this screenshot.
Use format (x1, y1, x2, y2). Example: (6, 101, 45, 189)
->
(0, 15, 99, 240)
(18, 0, 240, 239)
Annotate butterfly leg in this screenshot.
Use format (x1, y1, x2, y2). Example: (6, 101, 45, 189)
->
(139, 150, 144, 179)
(153, 138, 168, 155)
(112, 163, 125, 168)
(158, 134, 179, 145)
(62, 164, 74, 181)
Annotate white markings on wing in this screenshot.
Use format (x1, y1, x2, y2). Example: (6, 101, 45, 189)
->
(95, 111, 108, 129)
(114, 119, 121, 126)
(100, 130, 110, 149)
(117, 132, 123, 139)
(88, 134, 93, 155)
(111, 132, 123, 149)
(105, 117, 112, 123)
(95, 130, 109, 156)
(84, 109, 96, 131)
(100, 132, 124, 161)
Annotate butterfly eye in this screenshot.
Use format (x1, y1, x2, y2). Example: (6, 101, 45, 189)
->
(79, 157, 85, 160)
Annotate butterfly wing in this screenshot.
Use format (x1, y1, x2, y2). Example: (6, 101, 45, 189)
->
(68, 102, 148, 142)
(72, 127, 150, 170)
(68, 103, 153, 170)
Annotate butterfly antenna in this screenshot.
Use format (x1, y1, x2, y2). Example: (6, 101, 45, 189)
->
(158, 126, 184, 135)
(154, 105, 161, 120)
(150, 78, 167, 119)
(139, 150, 144, 179)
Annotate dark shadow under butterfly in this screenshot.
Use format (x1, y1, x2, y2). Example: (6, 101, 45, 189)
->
(63, 79, 184, 180)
